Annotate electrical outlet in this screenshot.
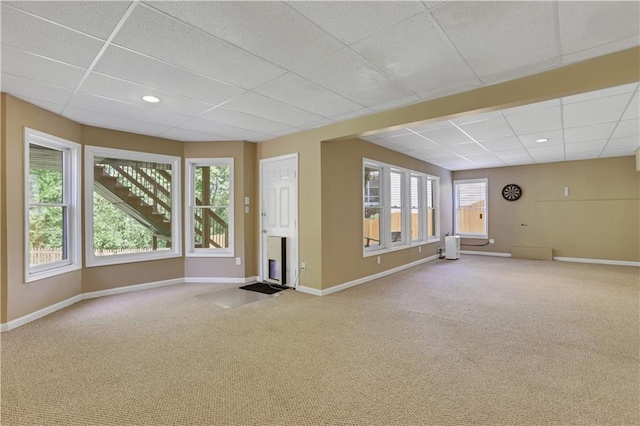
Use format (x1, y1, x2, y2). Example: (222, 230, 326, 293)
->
(235, 257, 241, 265)
(376, 256, 381, 264)
(489, 239, 495, 244)
(301, 262, 306, 270)
(418, 246, 422, 253)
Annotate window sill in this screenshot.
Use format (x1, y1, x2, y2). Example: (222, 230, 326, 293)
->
(186, 251, 234, 258)
(26, 263, 81, 283)
(364, 238, 440, 258)
(86, 250, 182, 268)
(457, 235, 488, 240)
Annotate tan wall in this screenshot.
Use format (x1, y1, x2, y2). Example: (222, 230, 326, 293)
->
(1, 94, 7, 322)
(321, 138, 452, 289)
(183, 141, 256, 279)
(3, 95, 84, 321)
(256, 138, 323, 289)
(452, 157, 640, 261)
(243, 142, 257, 277)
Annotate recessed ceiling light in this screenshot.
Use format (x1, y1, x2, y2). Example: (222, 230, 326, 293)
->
(142, 95, 160, 103)
(536, 138, 549, 143)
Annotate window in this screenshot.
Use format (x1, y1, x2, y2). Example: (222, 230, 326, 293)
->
(185, 158, 234, 257)
(363, 158, 440, 256)
(454, 178, 488, 238)
(24, 128, 81, 282)
(364, 164, 383, 249)
(85, 146, 181, 266)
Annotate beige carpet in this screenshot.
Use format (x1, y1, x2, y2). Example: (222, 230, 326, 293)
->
(1, 256, 638, 425)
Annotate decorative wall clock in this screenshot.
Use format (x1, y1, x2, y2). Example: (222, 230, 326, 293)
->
(502, 184, 522, 201)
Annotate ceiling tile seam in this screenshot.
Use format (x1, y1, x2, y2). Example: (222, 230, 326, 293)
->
(1, 71, 76, 93)
(426, 11, 483, 84)
(1, 45, 88, 71)
(564, 87, 639, 108)
(596, 89, 638, 157)
(551, 1, 564, 61)
(500, 110, 536, 163)
(1, 3, 108, 42)
(197, 103, 305, 130)
(448, 120, 508, 166)
(559, 98, 567, 162)
(560, 37, 640, 59)
(405, 128, 474, 164)
(69, 91, 193, 120)
(87, 71, 219, 108)
(66, 103, 178, 130)
(139, 2, 290, 78)
(340, 8, 431, 47)
(61, 1, 140, 113)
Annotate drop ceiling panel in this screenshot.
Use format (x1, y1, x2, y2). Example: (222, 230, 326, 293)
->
(518, 130, 564, 148)
(564, 122, 616, 144)
(418, 126, 472, 146)
(369, 95, 422, 112)
(15, 97, 65, 115)
(160, 128, 227, 142)
(93, 46, 245, 105)
(288, 1, 425, 45)
(1, 46, 86, 90)
(459, 116, 515, 141)
(407, 120, 453, 133)
(414, 147, 457, 159)
(68, 93, 190, 127)
(5, 1, 131, 40)
(253, 73, 363, 117)
(432, 1, 558, 78)
(297, 118, 333, 130)
(622, 92, 639, 120)
(64, 106, 172, 137)
(562, 93, 632, 128)
(199, 108, 292, 135)
(502, 99, 560, 116)
(494, 149, 532, 161)
(1, 73, 73, 105)
(606, 136, 640, 150)
(480, 136, 523, 152)
(504, 158, 535, 167)
(330, 108, 372, 122)
(566, 151, 603, 161)
(611, 119, 639, 138)
(224, 92, 324, 127)
(448, 143, 488, 156)
(80, 73, 217, 117)
(564, 139, 607, 154)
(350, 13, 479, 96)
(600, 147, 638, 157)
(527, 144, 565, 158)
(558, 1, 640, 55)
(505, 106, 562, 135)
(177, 118, 268, 141)
(295, 47, 414, 107)
(148, 1, 343, 70)
(1, 5, 104, 68)
(113, 4, 285, 89)
(386, 133, 439, 151)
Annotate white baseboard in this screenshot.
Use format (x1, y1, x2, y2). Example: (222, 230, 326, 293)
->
(296, 286, 323, 296)
(461, 250, 512, 258)
(316, 254, 439, 297)
(553, 257, 640, 267)
(0, 276, 260, 332)
(184, 276, 258, 284)
(83, 278, 183, 300)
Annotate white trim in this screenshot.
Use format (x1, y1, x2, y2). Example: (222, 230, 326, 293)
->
(24, 128, 82, 283)
(553, 257, 640, 267)
(84, 146, 182, 267)
(454, 178, 488, 239)
(184, 158, 234, 257)
(258, 153, 299, 288)
(83, 278, 183, 300)
(460, 250, 512, 257)
(298, 255, 439, 297)
(184, 276, 259, 284)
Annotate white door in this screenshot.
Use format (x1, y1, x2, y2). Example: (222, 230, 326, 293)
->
(260, 155, 298, 287)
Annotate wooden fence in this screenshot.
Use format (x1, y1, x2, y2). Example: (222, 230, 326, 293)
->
(29, 248, 168, 266)
(457, 208, 485, 234)
(364, 211, 435, 246)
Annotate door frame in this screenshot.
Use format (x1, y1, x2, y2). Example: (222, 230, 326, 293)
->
(258, 153, 299, 287)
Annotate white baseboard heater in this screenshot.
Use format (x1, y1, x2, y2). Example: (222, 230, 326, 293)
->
(265, 236, 287, 286)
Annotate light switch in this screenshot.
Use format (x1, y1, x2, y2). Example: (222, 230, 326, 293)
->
(245, 206, 249, 214)
(564, 187, 569, 197)
(244, 197, 250, 205)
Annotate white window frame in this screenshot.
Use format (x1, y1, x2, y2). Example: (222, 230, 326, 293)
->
(85, 146, 182, 267)
(24, 128, 81, 282)
(363, 158, 440, 257)
(454, 178, 488, 239)
(410, 174, 423, 243)
(185, 158, 234, 257)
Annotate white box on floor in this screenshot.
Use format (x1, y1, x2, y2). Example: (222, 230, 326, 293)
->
(445, 236, 460, 260)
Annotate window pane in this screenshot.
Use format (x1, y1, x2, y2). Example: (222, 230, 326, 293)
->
(364, 207, 381, 248)
(195, 165, 230, 207)
(194, 207, 230, 249)
(29, 206, 66, 266)
(93, 157, 172, 256)
(427, 179, 436, 238)
(29, 144, 63, 204)
(411, 176, 420, 241)
(390, 171, 403, 243)
(364, 167, 380, 206)
(457, 181, 486, 235)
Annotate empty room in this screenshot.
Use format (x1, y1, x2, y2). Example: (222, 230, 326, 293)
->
(1, 1, 639, 425)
